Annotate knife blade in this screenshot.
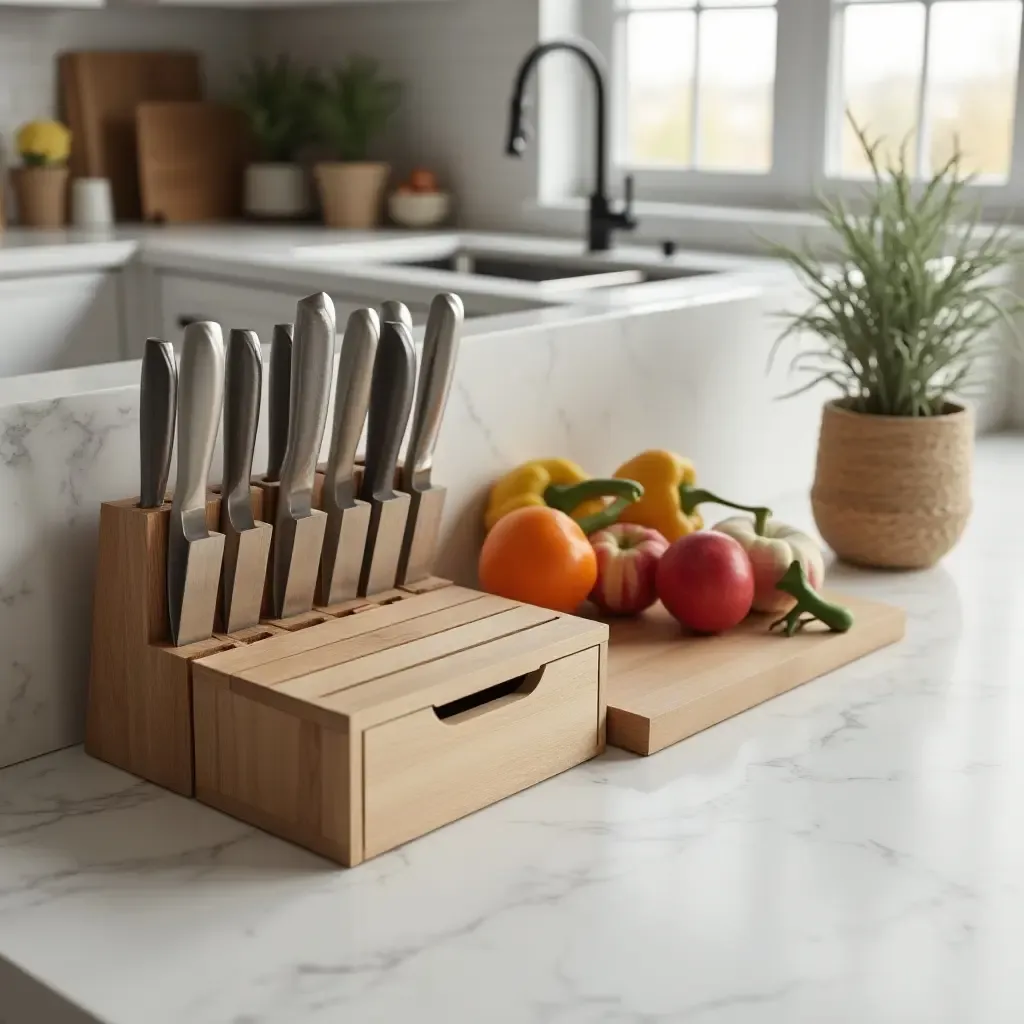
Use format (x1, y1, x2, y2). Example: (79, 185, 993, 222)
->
(318, 307, 379, 606)
(272, 293, 335, 619)
(396, 292, 464, 584)
(139, 337, 177, 509)
(265, 323, 292, 483)
(167, 322, 226, 647)
(220, 329, 271, 632)
(357, 319, 416, 596)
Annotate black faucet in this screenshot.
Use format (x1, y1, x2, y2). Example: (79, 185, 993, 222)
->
(506, 37, 636, 253)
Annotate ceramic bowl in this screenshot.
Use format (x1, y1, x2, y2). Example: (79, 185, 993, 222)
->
(388, 191, 451, 228)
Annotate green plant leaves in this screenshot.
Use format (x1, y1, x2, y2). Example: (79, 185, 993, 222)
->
(769, 116, 1022, 417)
(236, 56, 320, 163)
(313, 57, 402, 162)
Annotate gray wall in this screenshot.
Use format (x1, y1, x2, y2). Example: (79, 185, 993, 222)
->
(253, 0, 543, 231)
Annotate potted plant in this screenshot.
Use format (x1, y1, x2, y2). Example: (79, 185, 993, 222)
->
(237, 56, 318, 219)
(12, 120, 71, 228)
(312, 57, 402, 229)
(771, 121, 1020, 569)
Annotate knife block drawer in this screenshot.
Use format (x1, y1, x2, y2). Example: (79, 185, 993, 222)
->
(191, 594, 608, 866)
(86, 495, 452, 797)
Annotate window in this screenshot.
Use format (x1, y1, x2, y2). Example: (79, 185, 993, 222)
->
(581, 0, 1024, 210)
(617, 0, 778, 173)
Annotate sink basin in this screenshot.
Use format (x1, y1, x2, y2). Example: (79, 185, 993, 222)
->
(389, 248, 715, 290)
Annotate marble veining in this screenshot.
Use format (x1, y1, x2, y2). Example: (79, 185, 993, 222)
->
(0, 436, 1021, 1024)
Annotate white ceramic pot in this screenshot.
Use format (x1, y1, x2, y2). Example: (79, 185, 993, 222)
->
(244, 163, 310, 219)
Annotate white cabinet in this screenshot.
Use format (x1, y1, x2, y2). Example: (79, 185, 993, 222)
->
(0, 271, 123, 377)
(157, 274, 428, 351)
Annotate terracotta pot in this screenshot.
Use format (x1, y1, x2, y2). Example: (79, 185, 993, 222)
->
(314, 162, 389, 229)
(244, 163, 311, 219)
(12, 166, 68, 228)
(811, 399, 974, 569)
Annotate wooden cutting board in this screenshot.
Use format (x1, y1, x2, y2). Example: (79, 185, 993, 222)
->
(604, 594, 906, 755)
(136, 102, 248, 223)
(59, 51, 202, 221)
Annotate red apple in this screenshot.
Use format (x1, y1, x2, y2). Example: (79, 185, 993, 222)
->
(713, 516, 825, 614)
(589, 523, 669, 615)
(655, 532, 754, 634)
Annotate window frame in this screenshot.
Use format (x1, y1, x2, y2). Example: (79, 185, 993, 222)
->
(579, 0, 1024, 215)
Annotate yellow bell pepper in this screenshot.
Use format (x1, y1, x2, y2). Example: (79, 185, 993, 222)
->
(614, 450, 771, 543)
(485, 458, 643, 534)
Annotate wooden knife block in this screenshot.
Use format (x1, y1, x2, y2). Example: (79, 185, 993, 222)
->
(85, 490, 437, 797)
(86, 491, 607, 866)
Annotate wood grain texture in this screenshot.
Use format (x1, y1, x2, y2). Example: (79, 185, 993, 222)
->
(363, 646, 601, 859)
(136, 102, 248, 223)
(191, 590, 606, 866)
(605, 595, 906, 756)
(59, 51, 202, 221)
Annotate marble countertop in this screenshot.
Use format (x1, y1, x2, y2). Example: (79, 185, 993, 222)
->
(0, 223, 776, 312)
(1, 435, 1020, 1024)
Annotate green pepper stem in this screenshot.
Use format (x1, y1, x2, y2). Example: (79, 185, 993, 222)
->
(545, 478, 644, 535)
(769, 561, 854, 636)
(678, 484, 772, 535)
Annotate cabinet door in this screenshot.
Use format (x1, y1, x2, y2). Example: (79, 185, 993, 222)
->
(158, 274, 427, 352)
(0, 271, 123, 378)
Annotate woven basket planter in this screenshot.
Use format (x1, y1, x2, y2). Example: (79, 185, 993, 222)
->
(811, 400, 973, 569)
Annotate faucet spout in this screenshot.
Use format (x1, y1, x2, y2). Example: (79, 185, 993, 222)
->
(506, 36, 635, 252)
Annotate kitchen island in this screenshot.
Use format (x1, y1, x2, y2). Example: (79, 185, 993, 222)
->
(1, 435, 1021, 1024)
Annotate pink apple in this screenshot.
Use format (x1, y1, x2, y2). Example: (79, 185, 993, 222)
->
(713, 516, 825, 614)
(589, 523, 669, 615)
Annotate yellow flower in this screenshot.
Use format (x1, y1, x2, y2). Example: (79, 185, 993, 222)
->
(16, 120, 72, 167)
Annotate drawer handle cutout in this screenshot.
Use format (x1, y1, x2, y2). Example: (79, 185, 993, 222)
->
(433, 666, 543, 724)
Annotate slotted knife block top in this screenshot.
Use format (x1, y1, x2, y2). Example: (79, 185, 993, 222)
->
(86, 495, 608, 866)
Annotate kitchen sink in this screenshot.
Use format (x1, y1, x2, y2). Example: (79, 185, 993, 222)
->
(388, 248, 716, 290)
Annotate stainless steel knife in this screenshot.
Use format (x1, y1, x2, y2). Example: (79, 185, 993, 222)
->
(139, 337, 177, 509)
(271, 293, 335, 619)
(318, 307, 379, 606)
(167, 322, 226, 647)
(380, 299, 413, 334)
(357, 319, 416, 596)
(265, 323, 292, 483)
(220, 329, 271, 632)
(396, 292, 464, 584)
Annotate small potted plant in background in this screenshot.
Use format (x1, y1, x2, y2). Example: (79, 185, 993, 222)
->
(237, 56, 318, 220)
(771, 120, 1020, 570)
(313, 56, 402, 229)
(13, 120, 71, 228)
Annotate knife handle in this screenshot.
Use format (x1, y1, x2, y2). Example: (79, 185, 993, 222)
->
(278, 293, 335, 515)
(222, 329, 263, 530)
(380, 300, 413, 333)
(402, 292, 464, 493)
(324, 308, 379, 511)
(265, 323, 292, 483)
(173, 322, 225, 518)
(360, 320, 416, 502)
(139, 338, 177, 509)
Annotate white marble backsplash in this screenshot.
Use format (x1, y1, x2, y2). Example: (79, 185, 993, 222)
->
(0, 288, 891, 769)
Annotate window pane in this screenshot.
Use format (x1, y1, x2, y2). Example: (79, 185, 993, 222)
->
(839, 2, 926, 175)
(927, 0, 1021, 179)
(696, 7, 776, 170)
(625, 11, 696, 166)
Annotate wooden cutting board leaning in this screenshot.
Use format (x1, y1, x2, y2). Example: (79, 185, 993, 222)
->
(136, 102, 249, 223)
(59, 51, 202, 221)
